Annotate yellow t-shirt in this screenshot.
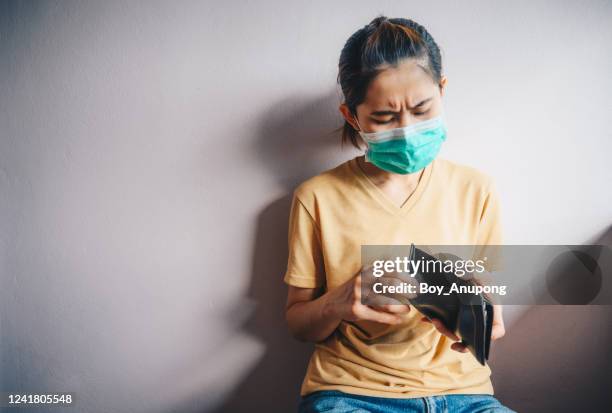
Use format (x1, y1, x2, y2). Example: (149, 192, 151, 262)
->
(283, 156, 503, 399)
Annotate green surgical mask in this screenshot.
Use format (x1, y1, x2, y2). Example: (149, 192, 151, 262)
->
(356, 115, 447, 174)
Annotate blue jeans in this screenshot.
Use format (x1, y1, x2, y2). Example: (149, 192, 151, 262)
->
(298, 390, 516, 413)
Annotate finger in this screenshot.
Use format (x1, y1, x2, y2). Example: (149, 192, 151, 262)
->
(429, 318, 461, 341)
(360, 276, 416, 304)
(491, 323, 505, 340)
(377, 304, 411, 314)
(358, 305, 403, 325)
(451, 342, 469, 353)
(491, 332, 504, 341)
(365, 294, 411, 310)
(353, 275, 362, 300)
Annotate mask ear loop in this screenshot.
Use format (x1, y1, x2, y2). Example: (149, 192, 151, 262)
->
(353, 115, 372, 163)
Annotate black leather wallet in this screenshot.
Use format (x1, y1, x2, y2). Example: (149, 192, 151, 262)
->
(406, 244, 494, 365)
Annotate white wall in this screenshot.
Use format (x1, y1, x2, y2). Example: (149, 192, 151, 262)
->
(1, 1, 611, 412)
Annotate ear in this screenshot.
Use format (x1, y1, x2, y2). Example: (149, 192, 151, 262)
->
(339, 103, 361, 131)
(438, 76, 448, 97)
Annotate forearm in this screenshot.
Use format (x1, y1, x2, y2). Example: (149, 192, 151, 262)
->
(286, 289, 344, 343)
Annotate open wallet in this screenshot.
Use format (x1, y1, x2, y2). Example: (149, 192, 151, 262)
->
(405, 244, 494, 366)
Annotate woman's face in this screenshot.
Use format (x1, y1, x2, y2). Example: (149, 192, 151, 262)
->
(341, 58, 447, 134)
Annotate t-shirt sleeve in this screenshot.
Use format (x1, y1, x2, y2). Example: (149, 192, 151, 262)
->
(282, 192, 326, 289)
(474, 179, 504, 272)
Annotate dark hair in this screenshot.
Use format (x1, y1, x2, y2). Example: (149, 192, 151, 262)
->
(336, 15, 443, 150)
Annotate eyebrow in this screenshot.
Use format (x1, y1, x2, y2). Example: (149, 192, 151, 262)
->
(370, 97, 433, 116)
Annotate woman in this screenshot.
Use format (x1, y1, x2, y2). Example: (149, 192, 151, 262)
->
(283, 16, 515, 413)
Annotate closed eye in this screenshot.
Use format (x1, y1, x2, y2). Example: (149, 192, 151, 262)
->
(372, 108, 430, 124)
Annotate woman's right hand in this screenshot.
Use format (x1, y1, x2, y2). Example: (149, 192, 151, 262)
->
(324, 271, 411, 325)
(285, 264, 413, 343)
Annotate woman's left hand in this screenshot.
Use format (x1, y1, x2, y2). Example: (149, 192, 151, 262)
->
(490, 304, 505, 341)
(421, 304, 505, 353)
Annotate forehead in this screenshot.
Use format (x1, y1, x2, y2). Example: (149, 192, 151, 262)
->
(363, 59, 436, 107)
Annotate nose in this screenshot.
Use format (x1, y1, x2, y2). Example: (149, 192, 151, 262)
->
(397, 111, 421, 128)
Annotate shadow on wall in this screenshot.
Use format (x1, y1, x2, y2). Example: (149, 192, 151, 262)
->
(209, 90, 354, 413)
(490, 225, 612, 412)
(248, 90, 351, 190)
(209, 194, 308, 412)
